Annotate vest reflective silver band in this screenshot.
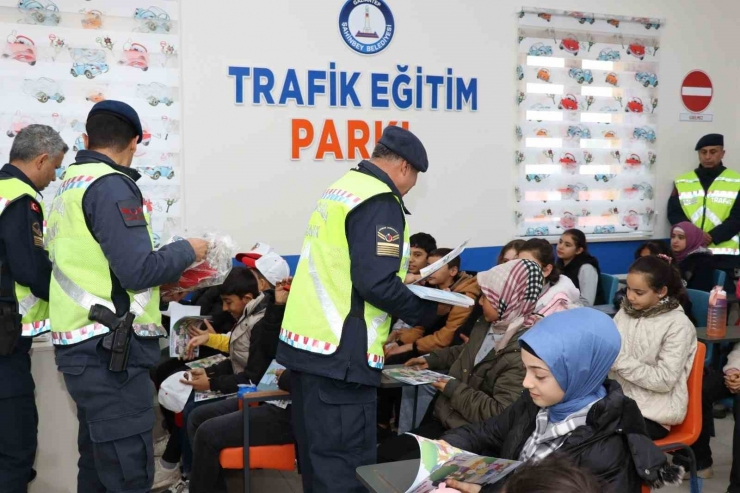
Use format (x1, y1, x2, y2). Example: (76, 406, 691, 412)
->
(18, 293, 39, 316)
(51, 264, 165, 342)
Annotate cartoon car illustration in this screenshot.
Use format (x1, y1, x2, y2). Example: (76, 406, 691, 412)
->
(558, 94, 579, 110)
(120, 42, 149, 71)
(534, 128, 549, 137)
(537, 13, 552, 22)
(560, 183, 589, 201)
(567, 125, 591, 139)
(577, 16, 595, 24)
(625, 154, 642, 168)
(605, 72, 619, 86)
(528, 42, 552, 57)
(622, 210, 641, 230)
(134, 6, 172, 33)
(598, 48, 621, 61)
(633, 126, 657, 143)
(18, 0, 60, 26)
(517, 65, 523, 80)
(86, 90, 105, 102)
(151, 232, 162, 249)
(626, 97, 644, 113)
(634, 183, 654, 200)
(594, 225, 616, 234)
(3, 32, 36, 65)
(71, 60, 109, 79)
(23, 77, 64, 103)
(81, 10, 103, 29)
(635, 72, 659, 87)
(594, 174, 617, 182)
(607, 19, 620, 28)
(627, 41, 646, 60)
(529, 103, 553, 122)
(136, 82, 174, 107)
(600, 106, 619, 113)
(526, 174, 550, 183)
(140, 166, 174, 180)
(568, 68, 593, 84)
(73, 135, 85, 152)
(526, 226, 550, 236)
(536, 68, 551, 82)
(560, 212, 577, 229)
(6, 111, 35, 137)
(559, 153, 578, 171)
(559, 35, 579, 55)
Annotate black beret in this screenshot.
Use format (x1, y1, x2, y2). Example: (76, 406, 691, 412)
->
(378, 126, 428, 172)
(695, 133, 724, 150)
(88, 100, 143, 143)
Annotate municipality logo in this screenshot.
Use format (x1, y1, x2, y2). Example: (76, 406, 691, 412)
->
(338, 0, 395, 55)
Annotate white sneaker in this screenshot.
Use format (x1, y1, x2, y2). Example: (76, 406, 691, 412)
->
(154, 435, 169, 458)
(152, 460, 180, 490)
(167, 479, 189, 493)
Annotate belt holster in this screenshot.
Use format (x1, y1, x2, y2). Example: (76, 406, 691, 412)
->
(0, 304, 21, 356)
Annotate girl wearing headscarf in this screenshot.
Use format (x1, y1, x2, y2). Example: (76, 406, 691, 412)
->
(377, 260, 553, 463)
(442, 308, 682, 493)
(671, 221, 715, 292)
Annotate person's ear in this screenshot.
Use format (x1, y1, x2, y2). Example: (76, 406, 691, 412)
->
(242, 293, 254, 303)
(450, 266, 459, 278)
(658, 286, 668, 299)
(129, 136, 138, 153)
(82, 133, 89, 150)
(576, 247, 584, 255)
(35, 153, 49, 170)
(542, 264, 553, 278)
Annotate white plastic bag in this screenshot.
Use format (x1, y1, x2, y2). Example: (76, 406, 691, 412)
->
(160, 232, 237, 298)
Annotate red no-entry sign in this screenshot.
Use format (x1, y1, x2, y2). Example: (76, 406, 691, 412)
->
(681, 71, 713, 113)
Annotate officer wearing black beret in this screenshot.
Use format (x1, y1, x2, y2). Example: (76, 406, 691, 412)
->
(49, 101, 208, 492)
(277, 125, 437, 492)
(669, 133, 740, 268)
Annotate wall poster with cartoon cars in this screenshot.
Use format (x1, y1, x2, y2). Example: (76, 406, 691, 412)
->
(0, 0, 182, 247)
(516, 8, 662, 238)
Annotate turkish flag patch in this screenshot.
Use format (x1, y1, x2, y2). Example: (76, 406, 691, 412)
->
(117, 199, 147, 227)
(30, 202, 40, 213)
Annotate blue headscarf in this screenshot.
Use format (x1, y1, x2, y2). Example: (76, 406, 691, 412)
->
(519, 308, 621, 423)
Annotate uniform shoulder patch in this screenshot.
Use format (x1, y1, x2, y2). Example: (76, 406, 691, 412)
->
(31, 221, 43, 247)
(30, 202, 41, 214)
(117, 199, 147, 227)
(376, 225, 401, 258)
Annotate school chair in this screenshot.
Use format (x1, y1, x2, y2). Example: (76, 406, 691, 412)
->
(713, 269, 727, 290)
(641, 342, 706, 493)
(598, 273, 619, 305)
(687, 289, 712, 366)
(219, 389, 295, 493)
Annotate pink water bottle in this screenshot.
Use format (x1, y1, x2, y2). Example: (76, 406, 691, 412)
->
(707, 286, 727, 338)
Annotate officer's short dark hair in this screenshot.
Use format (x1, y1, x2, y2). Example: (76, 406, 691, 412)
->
(410, 232, 437, 254)
(371, 143, 402, 161)
(10, 124, 68, 162)
(219, 267, 259, 298)
(429, 248, 460, 271)
(86, 113, 138, 152)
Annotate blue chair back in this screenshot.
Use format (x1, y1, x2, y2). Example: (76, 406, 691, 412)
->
(599, 273, 619, 305)
(687, 288, 711, 365)
(714, 269, 727, 290)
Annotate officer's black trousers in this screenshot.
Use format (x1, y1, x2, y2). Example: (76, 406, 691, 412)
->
(290, 370, 376, 493)
(56, 336, 160, 493)
(0, 393, 38, 493)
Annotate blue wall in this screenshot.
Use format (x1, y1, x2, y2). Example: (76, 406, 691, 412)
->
(239, 239, 655, 276)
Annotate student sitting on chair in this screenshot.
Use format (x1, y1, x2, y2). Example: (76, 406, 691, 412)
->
(671, 221, 715, 292)
(609, 256, 697, 440)
(440, 308, 682, 493)
(497, 239, 525, 265)
(516, 239, 580, 312)
(555, 229, 600, 306)
(377, 260, 567, 463)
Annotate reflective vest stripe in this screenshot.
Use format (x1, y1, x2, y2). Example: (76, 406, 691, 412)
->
(21, 319, 51, 338)
(51, 323, 109, 345)
(705, 208, 724, 227)
(279, 327, 338, 355)
(708, 190, 738, 200)
(18, 293, 39, 315)
(54, 175, 96, 197)
(305, 243, 344, 341)
(715, 177, 740, 183)
(368, 353, 384, 369)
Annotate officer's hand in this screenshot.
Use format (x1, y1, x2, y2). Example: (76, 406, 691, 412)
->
(275, 277, 293, 305)
(703, 232, 713, 247)
(185, 334, 210, 360)
(187, 238, 209, 262)
(405, 273, 422, 284)
(444, 480, 481, 493)
(404, 357, 429, 370)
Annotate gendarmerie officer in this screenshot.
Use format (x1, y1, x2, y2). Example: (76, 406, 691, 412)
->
(0, 125, 67, 493)
(278, 126, 438, 492)
(48, 101, 208, 493)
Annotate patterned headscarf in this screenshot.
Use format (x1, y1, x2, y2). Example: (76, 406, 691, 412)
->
(477, 259, 545, 350)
